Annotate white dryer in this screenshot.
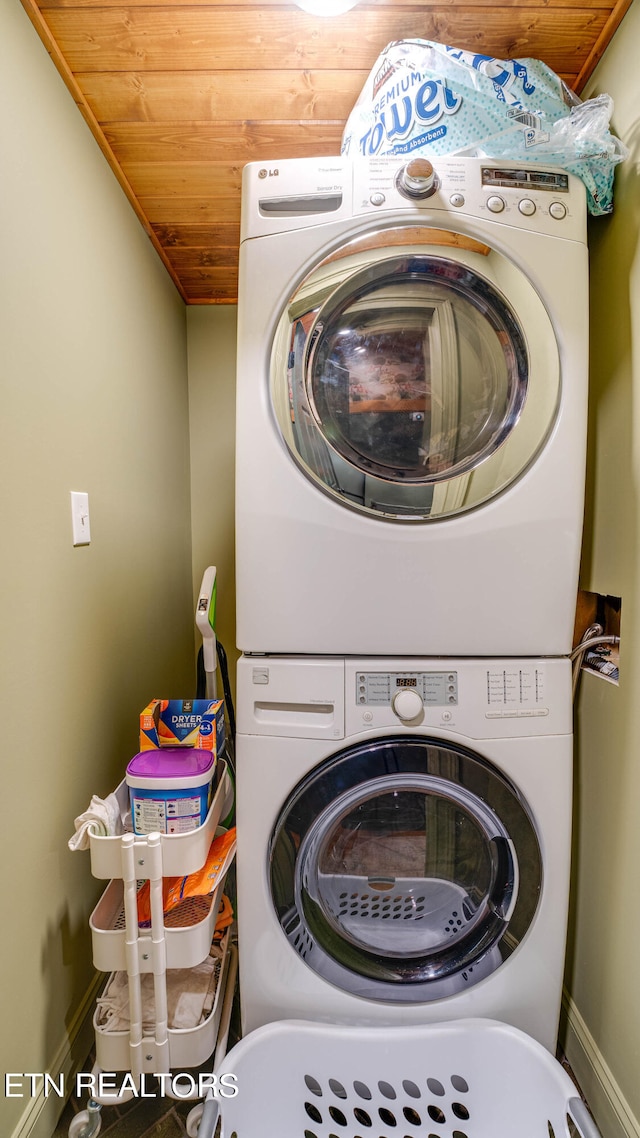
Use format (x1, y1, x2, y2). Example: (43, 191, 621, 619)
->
(236, 156, 588, 656)
(235, 654, 573, 1052)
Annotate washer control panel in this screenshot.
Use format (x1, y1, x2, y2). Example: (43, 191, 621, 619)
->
(485, 665, 547, 718)
(356, 671, 458, 707)
(345, 658, 573, 738)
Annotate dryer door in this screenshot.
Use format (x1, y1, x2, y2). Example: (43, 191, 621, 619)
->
(269, 736, 542, 1003)
(270, 227, 560, 520)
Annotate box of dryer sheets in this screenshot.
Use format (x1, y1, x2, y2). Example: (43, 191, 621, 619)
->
(140, 699, 225, 755)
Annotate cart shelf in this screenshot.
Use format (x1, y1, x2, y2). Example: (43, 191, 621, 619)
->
(93, 930, 232, 1074)
(88, 759, 233, 880)
(90, 877, 227, 973)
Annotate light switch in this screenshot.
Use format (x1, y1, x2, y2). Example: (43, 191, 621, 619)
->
(70, 491, 91, 546)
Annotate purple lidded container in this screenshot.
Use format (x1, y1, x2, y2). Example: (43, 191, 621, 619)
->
(126, 747, 216, 835)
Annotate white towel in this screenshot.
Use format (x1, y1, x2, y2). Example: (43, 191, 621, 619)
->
(68, 793, 123, 851)
(95, 955, 221, 1031)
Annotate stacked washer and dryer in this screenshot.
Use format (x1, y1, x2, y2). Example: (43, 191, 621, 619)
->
(234, 155, 588, 1053)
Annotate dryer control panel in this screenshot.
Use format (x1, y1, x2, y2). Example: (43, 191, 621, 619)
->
(240, 155, 587, 244)
(351, 155, 586, 242)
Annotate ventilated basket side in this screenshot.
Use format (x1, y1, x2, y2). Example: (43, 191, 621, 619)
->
(421, 1021, 574, 1136)
(215, 1019, 584, 1138)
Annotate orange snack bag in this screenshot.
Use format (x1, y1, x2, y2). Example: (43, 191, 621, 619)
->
(214, 893, 234, 935)
(137, 827, 236, 926)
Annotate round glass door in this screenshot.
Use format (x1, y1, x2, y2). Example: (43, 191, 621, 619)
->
(270, 227, 560, 520)
(269, 737, 542, 1003)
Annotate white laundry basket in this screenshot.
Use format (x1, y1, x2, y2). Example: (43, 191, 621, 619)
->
(188, 1017, 601, 1138)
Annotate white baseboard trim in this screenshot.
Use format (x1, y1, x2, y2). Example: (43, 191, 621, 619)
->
(10, 972, 103, 1138)
(562, 990, 640, 1138)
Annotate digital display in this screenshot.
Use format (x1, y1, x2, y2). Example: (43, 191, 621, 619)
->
(357, 672, 458, 706)
(481, 167, 569, 193)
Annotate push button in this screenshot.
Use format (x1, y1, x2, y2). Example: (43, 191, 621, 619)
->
(370, 192, 386, 206)
(549, 201, 567, 220)
(450, 193, 465, 208)
(518, 198, 536, 216)
(487, 195, 505, 213)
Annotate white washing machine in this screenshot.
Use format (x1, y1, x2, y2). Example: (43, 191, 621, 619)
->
(236, 156, 588, 657)
(236, 654, 573, 1052)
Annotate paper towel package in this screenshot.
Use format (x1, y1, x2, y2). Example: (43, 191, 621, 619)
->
(340, 39, 627, 214)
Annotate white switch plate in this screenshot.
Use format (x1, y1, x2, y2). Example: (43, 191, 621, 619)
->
(70, 491, 91, 546)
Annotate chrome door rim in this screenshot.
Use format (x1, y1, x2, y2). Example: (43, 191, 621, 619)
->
(269, 227, 561, 521)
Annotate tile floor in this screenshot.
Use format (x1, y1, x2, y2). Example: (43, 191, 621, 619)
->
(52, 1041, 232, 1138)
(54, 1084, 204, 1138)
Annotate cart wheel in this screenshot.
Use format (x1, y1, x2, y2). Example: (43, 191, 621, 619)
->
(186, 1103, 204, 1136)
(68, 1109, 102, 1138)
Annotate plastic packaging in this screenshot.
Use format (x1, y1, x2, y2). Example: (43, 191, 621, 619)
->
(340, 39, 627, 215)
(137, 827, 237, 926)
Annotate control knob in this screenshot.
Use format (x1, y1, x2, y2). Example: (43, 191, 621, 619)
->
(397, 158, 438, 199)
(391, 688, 424, 722)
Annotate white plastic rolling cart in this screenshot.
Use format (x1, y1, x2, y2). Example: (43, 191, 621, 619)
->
(69, 760, 236, 1138)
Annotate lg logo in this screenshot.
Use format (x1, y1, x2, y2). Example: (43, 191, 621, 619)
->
(258, 168, 280, 178)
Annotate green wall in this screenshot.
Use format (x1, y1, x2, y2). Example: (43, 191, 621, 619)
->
(565, 3, 640, 1134)
(0, 3, 195, 1134)
(187, 306, 238, 689)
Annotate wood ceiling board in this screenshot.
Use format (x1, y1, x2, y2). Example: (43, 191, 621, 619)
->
(139, 197, 242, 225)
(38, 8, 608, 75)
(78, 70, 366, 123)
(121, 162, 245, 198)
(39, 0, 618, 7)
(24, 0, 634, 303)
(165, 247, 239, 269)
(104, 123, 345, 162)
(152, 223, 241, 247)
(180, 266, 240, 302)
(574, 0, 634, 87)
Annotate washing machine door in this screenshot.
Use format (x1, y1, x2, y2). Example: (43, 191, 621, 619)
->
(270, 226, 560, 520)
(269, 737, 542, 1002)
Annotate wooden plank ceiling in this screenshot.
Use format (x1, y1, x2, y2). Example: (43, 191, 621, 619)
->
(22, 0, 632, 304)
